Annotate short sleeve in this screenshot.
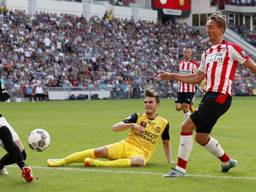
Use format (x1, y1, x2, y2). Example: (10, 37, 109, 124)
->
(198, 52, 206, 73)
(229, 44, 250, 64)
(123, 113, 138, 123)
(161, 123, 170, 140)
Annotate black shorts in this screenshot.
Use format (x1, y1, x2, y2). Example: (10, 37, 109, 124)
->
(175, 92, 195, 104)
(190, 92, 232, 133)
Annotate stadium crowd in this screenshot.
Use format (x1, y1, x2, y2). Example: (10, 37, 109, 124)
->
(210, 0, 256, 46)
(227, 0, 256, 6)
(0, 9, 255, 100)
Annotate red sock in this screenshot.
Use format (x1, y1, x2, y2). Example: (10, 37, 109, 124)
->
(177, 157, 187, 170)
(219, 153, 230, 163)
(176, 132, 193, 171)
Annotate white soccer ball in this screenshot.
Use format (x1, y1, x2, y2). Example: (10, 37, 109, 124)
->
(28, 129, 50, 152)
(160, 0, 167, 5)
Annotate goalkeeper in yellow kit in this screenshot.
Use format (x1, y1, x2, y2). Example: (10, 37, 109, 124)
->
(47, 90, 174, 167)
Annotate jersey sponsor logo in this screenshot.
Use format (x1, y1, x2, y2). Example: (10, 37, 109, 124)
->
(147, 121, 156, 126)
(206, 52, 225, 64)
(139, 130, 158, 144)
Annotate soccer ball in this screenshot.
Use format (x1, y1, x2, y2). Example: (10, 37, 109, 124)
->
(28, 129, 50, 152)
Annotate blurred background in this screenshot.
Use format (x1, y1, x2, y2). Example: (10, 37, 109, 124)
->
(0, 0, 255, 101)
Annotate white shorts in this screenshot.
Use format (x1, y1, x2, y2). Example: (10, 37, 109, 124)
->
(0, 117, 20, 147)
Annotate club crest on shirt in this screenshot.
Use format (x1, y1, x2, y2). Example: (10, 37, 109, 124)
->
(179, 0, 184, 6)
(155, 126, 161, 133)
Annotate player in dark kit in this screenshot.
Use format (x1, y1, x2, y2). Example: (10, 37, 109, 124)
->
(0, 83, 33, 182)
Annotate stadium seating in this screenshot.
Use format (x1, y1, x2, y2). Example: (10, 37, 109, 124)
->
(0, 9, 255, 99)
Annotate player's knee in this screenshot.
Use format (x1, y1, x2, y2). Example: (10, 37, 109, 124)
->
(195, 136, 206, 145)
(131, 157, 145, 167)
(176, 106, 182, 111)
(195, 134, 209, 146)
(94, 147, 108, 158)
(181, 118, 195, 132)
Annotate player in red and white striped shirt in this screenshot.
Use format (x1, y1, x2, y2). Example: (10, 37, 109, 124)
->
(176, 48, 199, 119)
(159, 13, 256, 177)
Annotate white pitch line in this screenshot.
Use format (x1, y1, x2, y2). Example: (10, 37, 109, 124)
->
(9, 165, 256, 181)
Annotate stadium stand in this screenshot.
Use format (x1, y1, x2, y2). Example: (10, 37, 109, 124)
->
(0, 9, 255, 100)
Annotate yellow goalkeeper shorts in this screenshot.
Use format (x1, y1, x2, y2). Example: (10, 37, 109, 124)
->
(106, 140, 146, 162)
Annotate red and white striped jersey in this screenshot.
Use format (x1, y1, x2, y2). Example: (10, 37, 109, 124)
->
(198, 40, 250, 95)
(178, 60, 199, 93)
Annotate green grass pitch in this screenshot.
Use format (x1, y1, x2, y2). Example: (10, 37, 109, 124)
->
(0, 97, 256, 192)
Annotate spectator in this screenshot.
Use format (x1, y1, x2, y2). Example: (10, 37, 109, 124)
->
(34, 83, 48, 101)
(0, 10, 254, 99)
(21, 83, 34, 101)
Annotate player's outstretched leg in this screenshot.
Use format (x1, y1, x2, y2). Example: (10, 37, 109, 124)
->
(84, 158, 131, 167)
(47, 159, 65, 167)
(0, 126, 33, 182)
(203, 137, 238, 173)
(48, 149, 95, 167)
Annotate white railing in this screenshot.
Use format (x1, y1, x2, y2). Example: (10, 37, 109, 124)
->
(48, 89, 111, 100)
(224, 28, 256, 58)
(6, 0, 157, 22)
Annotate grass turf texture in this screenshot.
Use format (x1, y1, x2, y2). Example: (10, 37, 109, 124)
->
(0, 97, 256, 192)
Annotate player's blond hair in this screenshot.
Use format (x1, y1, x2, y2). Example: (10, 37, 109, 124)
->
(144, 89, 160, 103)
(209, 13, 226, 33)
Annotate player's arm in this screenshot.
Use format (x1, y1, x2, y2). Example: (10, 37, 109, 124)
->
(244, 58, 256, 73)
(112, 113, 144, 133)
(161, 123, 174, 163)
(158, 70, 205, 84)
(112, 121, 134, 132)
(162, 140, 172, 163)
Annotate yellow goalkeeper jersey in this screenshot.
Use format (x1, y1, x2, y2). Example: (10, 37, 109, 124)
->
(123, 113, 169, 161)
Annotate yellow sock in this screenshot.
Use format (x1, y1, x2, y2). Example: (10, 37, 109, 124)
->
(63, 149, 95, 164)
(90, 159, 131, 167)
(190, 104, 196, 112)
